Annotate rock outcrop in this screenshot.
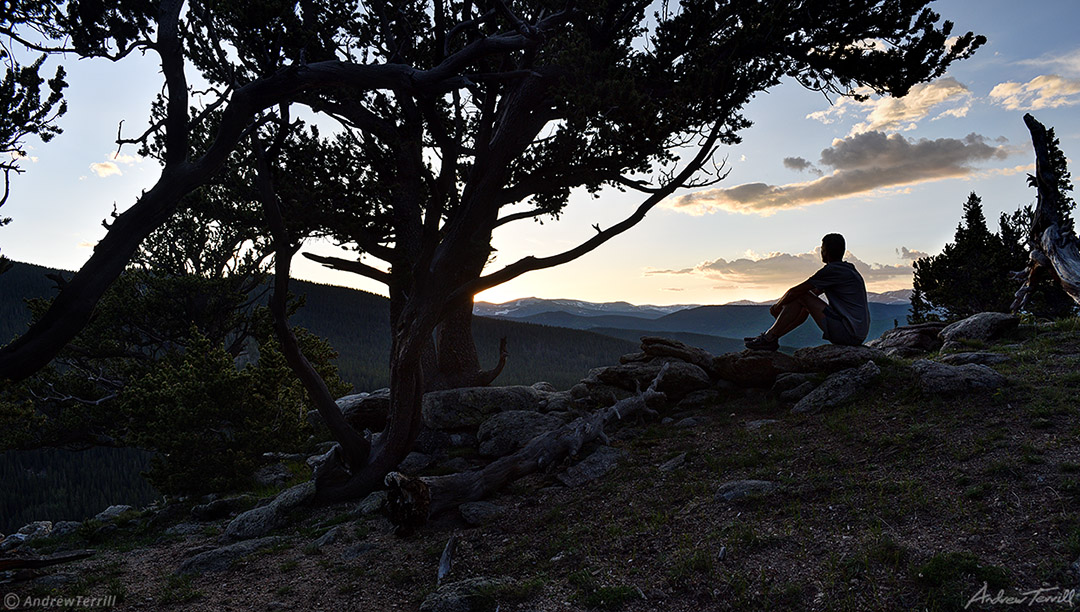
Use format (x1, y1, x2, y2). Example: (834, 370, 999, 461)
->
(794, 344, 886, 374)
(939, 312, 1020, 351)
(912, 359, 1007, 395)
(223, 481, 316, 541)
(791, 361, 881, 414)
(714, 350, 801, 388)
(867, 322, 946, 357)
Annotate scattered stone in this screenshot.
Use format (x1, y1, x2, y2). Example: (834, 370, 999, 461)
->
(253, 463, 293, 488)
(423, 386, 545, 430)
(714, 350, 801, 388)
(176, 536, 285, 575)
(659, 452, 688, 472)
(912, 360, 1007, 396)
(477, 411, 564, 458)
(557, 446, 626, 487)
(459, 502, 505, 526)
(715, 480, 778, 502)
(312, 525, 346, 549)
(939, 312, 1020, 351)
(192, 496, 254, 522)
(356, 491, 388, 516)
(224, 481, 315, 541)
(532, 381, 557, 393)
(867, 322, 946, 357)
(940, 352, 1011, 366)
(49, 521, 81, 540)
(745, 419, 779, 431)
(398, 452, 436, 474)
(341, 542, 375, 561)
(419, 577, 514, 612)
(17, 521, 52, 542)
(674, 417, 704, 428)
(780, 381, 817, 404)
(792, 361, 880, 414)
(165, 523, 205, 536)
(675, 389, 723, 410)
(640, 336, 718, 377)
(794, 344, 886, 374)
(94, 505, 134, 522)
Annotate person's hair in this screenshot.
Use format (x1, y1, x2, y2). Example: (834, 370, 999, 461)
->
(822, 233, 845, 261)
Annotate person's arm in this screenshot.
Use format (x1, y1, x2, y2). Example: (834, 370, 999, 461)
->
(770, 279, 816, 316)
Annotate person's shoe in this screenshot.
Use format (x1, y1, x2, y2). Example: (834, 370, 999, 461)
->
(744, 333, 779, 351)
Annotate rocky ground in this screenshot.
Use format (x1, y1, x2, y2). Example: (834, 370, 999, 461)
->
(4, 314, 1080, 611)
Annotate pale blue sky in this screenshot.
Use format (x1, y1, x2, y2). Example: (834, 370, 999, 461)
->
(3, 0, 1079, 305)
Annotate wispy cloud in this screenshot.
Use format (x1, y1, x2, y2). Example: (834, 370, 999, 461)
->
(648, 249, 912, 290)
(88, 151, 145, 178)
(897, 247, 929, 261)
(89, 162, 122, 178)
(807, 78, 973, 136)
(1016, 49, 1080, 75)
(668, 132, 1009, 216)
(989, 75, 1080, 111)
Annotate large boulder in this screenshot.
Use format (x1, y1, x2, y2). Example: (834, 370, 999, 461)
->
(640, 336, 718, 377)
(794, 344, 886, 374)
(223, 481, 315, 541)
(176, 536, 285, 575)
(912, 359, 1008, 395)
(422, 386, 545, 430)
(420, 577, 514, 612)
(792, 361, 881, 414)
(939, 313, 1020, 351)
(652, 361, 712, 399)
(476, 410, 565, 457)
(714, 350, 801, 388)
(592, 361, 668, 391)
(867, 322, 946, 357)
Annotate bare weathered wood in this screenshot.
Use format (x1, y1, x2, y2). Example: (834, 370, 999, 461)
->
(1013, 114, 1080, 311)
(0, 550, 94, 573)
(384, 366, 671, 533)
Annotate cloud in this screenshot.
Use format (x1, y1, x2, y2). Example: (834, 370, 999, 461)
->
(897, 247, 929, 261)
(88, 151, 145, 178)
(1017, 49, 1080, 75)
(648, 250, 912, 289)
(783, 156, 822, 175)
(77, 241, 97, 249)
(989, 75, 1080, 111)
(89, 162, 122, 178)
(668, 131, 1009, 216)
(808, 78, 973, 135)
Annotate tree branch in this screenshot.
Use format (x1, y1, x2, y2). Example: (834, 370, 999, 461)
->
(301, 252, 391, 285)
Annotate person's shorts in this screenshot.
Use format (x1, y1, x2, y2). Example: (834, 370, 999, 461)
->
(822, 306, 864, 346)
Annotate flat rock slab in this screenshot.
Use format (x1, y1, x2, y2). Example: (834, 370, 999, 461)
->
(420, 577, 514, 612)
(224, 481, 315, 541)
(939, 352, 1011, 366)
(912, 359, 1007, 396)
(176, 536, 285, 575)
(867, 322, 945, 356)
(557, 446, 626, 487)
(715, 480, 778, 502)
(792, 361, 880, 414)
(714, 350, 801, 388)
(423, 386, 545, 430)
(940, 312, 1019, 351)
(793, 344, 886, 374)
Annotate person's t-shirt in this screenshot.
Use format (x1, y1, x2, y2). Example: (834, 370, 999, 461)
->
(807, 261, 871, 342)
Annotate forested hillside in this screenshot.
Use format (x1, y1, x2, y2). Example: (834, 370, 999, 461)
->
(0, 263, 638, 393)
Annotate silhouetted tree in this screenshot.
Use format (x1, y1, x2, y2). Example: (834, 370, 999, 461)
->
(0, 0, 984, 505)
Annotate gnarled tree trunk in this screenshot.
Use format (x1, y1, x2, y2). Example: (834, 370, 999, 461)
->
(1013, 114, 1080, 311)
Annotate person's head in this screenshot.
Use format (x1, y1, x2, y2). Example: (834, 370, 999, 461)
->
(821, 233, 845, 263)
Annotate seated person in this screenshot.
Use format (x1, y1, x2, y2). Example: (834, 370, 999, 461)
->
(744, 233, 870, 351)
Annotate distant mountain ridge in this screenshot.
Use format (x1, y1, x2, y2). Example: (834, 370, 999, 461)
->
(476, 290, 914, 317)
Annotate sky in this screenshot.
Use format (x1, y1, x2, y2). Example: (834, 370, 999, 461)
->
(3, 0, 1079, 306)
